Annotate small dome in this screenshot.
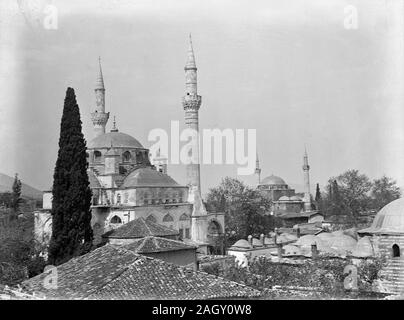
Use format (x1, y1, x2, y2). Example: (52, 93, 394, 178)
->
(261, 175, 287, 186)
(231, 239, 252, 249)
(329, 235, 357, 252)
(88, 131, 143, 149)
(279, 196, 290, 201)
(122, 167, 180, 188)
(352, 236, 374, 258)
(283, 245, 302, 256)
(296, 234, 322, 247)
(316, 232, 335, 246)
(359, 198, 404, 234)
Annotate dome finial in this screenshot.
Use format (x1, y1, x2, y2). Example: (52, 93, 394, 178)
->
(111, 115, 118, 132)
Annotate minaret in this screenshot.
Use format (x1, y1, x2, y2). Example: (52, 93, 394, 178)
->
(91, 57, 109, 137)
(153, 148, 168, 174)
(182, 34, 202, 197)
(302, 147, 312, 211)
(182, 35, 208, 251)
(255, 153, 261, 185)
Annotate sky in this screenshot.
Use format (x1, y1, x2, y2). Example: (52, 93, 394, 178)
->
(0, 0, 404, 197)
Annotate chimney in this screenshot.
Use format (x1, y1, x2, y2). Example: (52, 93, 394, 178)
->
(247, 235, 253, 246)
(260, 234, 265, 246)
(274, 227, 278, 244)
(277, 243, 283, 259)
(311, 243, 318, 259)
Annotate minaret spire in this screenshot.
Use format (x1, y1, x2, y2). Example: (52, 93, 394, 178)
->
(302, 146, 312, 211)
(91, 57, 109, 137)
(185, 34, 197, 71)
(255, 152, 261, 185)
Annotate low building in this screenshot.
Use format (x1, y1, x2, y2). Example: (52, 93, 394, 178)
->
(22, 244, 261, 300)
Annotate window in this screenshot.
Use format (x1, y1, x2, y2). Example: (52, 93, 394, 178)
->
(146, 215, 157, 223)
(110, 215, 122, 224)
(185, 228, 190, 239)
(163, 214, 174, 222)
(123, 192, 129, 204)
(179, 228, 184, 238)
(94, 151, 102, 162)
(393, 244, 400, 258)
(123, 151, 131, 162)
(179, 213, 189, 221)
(116, 194, 121, 205)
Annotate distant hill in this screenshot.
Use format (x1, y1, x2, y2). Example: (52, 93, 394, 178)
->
(0, 173, 43, 200)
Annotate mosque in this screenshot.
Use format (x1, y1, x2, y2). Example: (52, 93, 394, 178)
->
(36, 36, 224, 254)
(254, 150, 324, 226)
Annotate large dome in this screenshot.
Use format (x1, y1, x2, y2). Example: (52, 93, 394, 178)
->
(261, 174, 286, 185)
(88, 132, 143, 149)
(122, 167, 180, 188)
(359, 197, 404, 234)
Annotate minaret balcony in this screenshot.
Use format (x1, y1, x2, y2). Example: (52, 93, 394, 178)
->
(182, 95, 202, 111)
(91, 111, 110, 126)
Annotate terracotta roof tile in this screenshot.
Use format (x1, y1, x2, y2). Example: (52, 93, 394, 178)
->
(22, 245, 260, 300)
(124, 236, 196, 253)
(103, 217, 179, 239)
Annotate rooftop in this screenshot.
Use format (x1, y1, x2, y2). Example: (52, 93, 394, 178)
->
(121, 167, 180, 188)
(22, 245, 261, 300)
(88, 131, 144, 149)
(124, 236, 196, 253)
(103, 217, 179, 239)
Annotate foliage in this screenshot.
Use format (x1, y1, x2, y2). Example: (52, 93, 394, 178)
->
(202, 255, 385, 299)
(319, 170, 401, 226)
(48, 87, 93, 266)
(11, 174, 22, 214)
(0, 216, 46, 286)
(371, 175, 401, 211)
(206, 177, 273, 244)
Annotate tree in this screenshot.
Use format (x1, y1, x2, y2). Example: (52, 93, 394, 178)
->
(330, 170, 372, 226)
(371, 175, 401, 211)
(11, 173, 22, 214)
(315, 183, 321, 202)
(48, 87, 93, 266)
(206, 177, 273, 244)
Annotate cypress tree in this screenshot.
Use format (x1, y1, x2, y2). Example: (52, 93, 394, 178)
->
(315, 183, 321, 202)
(48, 87, 93, 266)
(11, 173, 22, 214)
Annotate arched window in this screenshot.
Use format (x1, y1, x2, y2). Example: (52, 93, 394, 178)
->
(393, 244, 400, 258)
(94, 151, 102, 162)
(179, 213, 189, 221)
(123, 151, 131, 162)
(163, 214, 174, 222)
(110, 215, 122, 224)
(146, 215, 157, 223)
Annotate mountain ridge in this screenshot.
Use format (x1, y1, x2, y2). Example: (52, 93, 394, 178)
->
(0, 173, 43, 200)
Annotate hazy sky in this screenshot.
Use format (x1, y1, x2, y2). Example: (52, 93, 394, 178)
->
(1, 0, 404, 196)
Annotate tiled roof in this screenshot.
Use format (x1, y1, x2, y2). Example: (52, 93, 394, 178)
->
(122, 167, 180, 188)
(124, 236, 196, 253)
(22, 245, 261, 300)
(103, 217, 179, 239)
